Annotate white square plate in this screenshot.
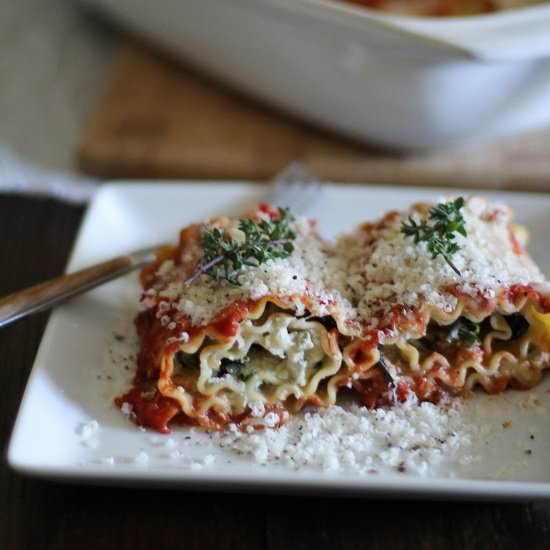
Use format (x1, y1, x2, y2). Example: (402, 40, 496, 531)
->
(8, 182, 550, 499)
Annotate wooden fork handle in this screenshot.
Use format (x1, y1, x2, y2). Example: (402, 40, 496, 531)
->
(0, 246, 157, 329)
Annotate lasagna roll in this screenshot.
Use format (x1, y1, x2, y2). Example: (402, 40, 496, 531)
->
(334, 197, 550, 407)
(117, 204, 358, 432)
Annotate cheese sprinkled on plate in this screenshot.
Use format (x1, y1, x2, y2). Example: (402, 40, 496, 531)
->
(212, 399, 470, 475)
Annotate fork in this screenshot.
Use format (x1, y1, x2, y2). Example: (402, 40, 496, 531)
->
(0, 166, 323, 329)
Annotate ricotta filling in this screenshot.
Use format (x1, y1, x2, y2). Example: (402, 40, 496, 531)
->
(174, 314, 342, 415)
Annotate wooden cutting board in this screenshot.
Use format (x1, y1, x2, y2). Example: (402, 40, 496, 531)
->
(78, 42, 550, 191)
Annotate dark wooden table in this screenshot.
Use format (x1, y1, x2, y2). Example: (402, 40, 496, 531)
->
(1, 195, 550, 550)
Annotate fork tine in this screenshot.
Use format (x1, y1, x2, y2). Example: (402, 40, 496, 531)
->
(291, 181, 322, 214)
(262, 163, 324, 215)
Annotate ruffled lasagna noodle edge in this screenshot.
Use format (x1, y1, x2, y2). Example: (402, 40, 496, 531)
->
(343, 284, 550, 409)
(157, 294, 355, 428)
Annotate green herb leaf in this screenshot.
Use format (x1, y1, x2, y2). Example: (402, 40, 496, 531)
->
(187, 207, 296, 285)
(448, 317, 480, 348)
(218, 358, 253, 381)
(401, 197, 467, 276)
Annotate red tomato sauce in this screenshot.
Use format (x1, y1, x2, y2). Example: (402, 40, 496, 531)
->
(353, 373, 446, 409)
(115, 387, 180, 434)
(211, 300, 251, 338)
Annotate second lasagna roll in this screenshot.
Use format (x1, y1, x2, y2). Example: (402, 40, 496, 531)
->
(120, 204, 358, 432)
(333, 197, 550, 406)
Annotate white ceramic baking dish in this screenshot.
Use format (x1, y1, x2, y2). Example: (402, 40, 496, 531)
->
(81, 0, 550, 150)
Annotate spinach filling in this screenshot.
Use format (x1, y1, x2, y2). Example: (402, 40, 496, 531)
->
(414, 313, 529, 352)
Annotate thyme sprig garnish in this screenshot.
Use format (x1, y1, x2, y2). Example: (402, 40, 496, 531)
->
(401, 197, 467, 276)
(186, 207, 296, 285)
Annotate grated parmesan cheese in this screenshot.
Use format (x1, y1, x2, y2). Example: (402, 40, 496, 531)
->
(134, 451, 150, 465)
(120, 402, 133, 417)
(142, 215, 357, 329)
(78, 419, 100, 448)
(141, 197, 545, 334)
(249, 401, 266, 418)
(164, 438, 177, 449)
(78, 419, 99, 439)
(328, 197, 545, 328)
(212, 400, 470, 475)
(203, 454, 216, 466)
